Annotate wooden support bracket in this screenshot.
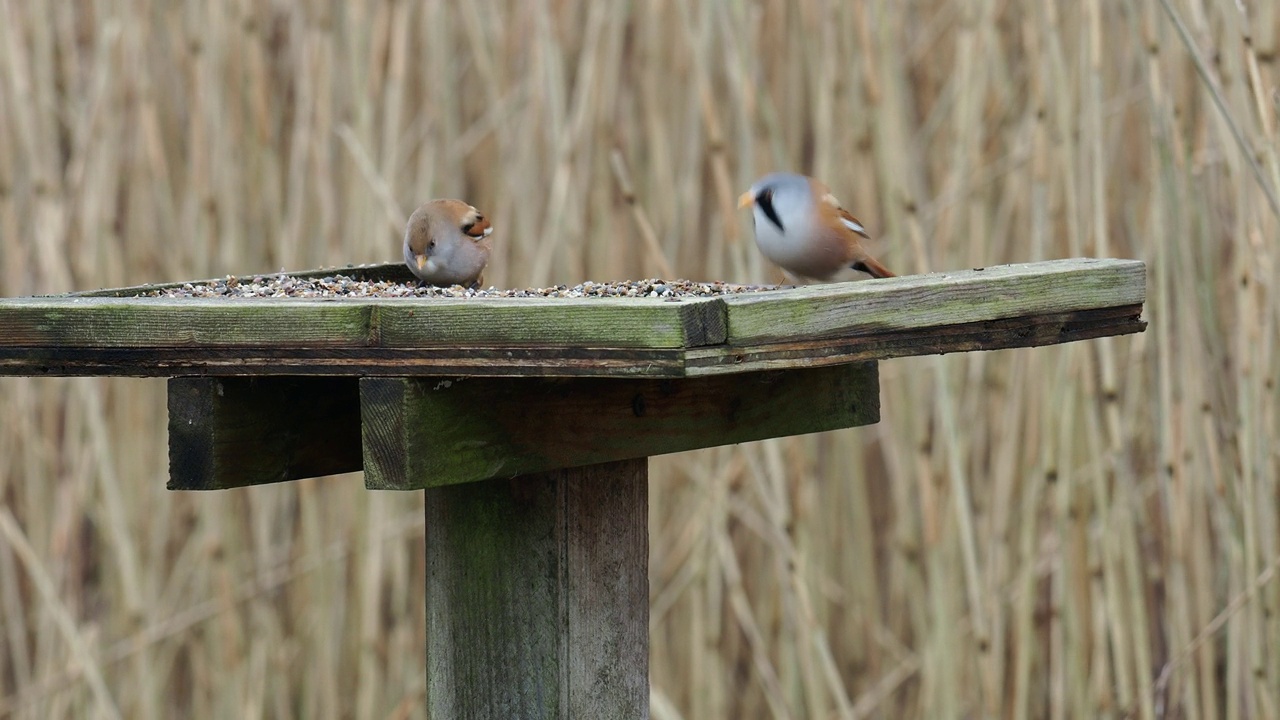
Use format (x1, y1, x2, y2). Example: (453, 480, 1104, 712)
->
(167, 376, 362, 490)
(360, 362, 879, 489)
(166, 363, 878, 490)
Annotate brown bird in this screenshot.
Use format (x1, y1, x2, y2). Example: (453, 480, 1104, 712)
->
(403, 199, 494, 287)
(738, 172, 894, 282)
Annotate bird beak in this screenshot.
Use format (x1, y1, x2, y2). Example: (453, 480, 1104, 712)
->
(416, 255, 428, 271)
(737, 191, 755, 209)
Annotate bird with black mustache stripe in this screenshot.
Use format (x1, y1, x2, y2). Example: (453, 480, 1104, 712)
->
(738, 173, 894, 282)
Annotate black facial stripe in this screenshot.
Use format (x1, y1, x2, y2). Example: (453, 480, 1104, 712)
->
(757, 189, 785, 232)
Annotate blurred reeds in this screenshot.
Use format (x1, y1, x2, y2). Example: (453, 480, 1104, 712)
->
(0, 1, 1277, 717)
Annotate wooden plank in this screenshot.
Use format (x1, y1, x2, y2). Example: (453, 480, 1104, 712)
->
(0, 297, 1145, 381)
(0, 305, 1142, 378)
(372, 295, 726, 349)
(425, 459, 648, 719)
(686, 304, 1146, 374)
(360, 362, 879, 490)
(0, 294, 726, 351)
(0, 297, 374, 348)
(167, 376, 362, 490)
(0, 346, 690, 378)
(722, 258, 1146, 343)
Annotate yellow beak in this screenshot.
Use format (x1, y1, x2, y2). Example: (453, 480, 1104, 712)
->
(416, 255, 428, 270)
(737, 191, 755, 209)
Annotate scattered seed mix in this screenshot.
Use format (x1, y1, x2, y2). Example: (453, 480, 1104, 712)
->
(142, 273, 782, 301)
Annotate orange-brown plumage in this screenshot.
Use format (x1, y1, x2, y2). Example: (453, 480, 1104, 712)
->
(812, 183, 895, 279)
(739, 173, 895, 282)
(403, 199, 494, 287)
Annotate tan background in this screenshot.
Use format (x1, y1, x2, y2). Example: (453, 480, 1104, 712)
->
(1, 1, 1277, 718)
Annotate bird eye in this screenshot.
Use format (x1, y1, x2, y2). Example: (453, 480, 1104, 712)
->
(428, 239, 436, 249)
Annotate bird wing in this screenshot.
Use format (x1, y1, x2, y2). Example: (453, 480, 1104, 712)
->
(835, 209, 870, 239)
(818, 192, 871, 239)
(444, 201, 492, 240)
(461, 213, 492, 239)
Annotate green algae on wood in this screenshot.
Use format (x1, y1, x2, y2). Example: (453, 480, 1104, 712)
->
(360, 362, 879, 490)
(720, 258, 1146, 343)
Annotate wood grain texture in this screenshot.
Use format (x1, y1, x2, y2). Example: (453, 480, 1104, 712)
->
(360, 362, 879, 490)
(167, 376, 362, 490)
(371, 295, 726, 349)
(0, 295, 725, 350)
(425, 460, 648, 719)
(1, 297, 374, 347)
(721, 258, 1146, 342)
(0, 345, 690, 378)
(687, 304, 1146, 374)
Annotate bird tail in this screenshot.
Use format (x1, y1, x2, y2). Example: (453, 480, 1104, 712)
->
(851, 255, 895, 279)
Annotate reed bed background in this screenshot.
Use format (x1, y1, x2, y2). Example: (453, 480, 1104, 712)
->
(0, 0, 1277, 717)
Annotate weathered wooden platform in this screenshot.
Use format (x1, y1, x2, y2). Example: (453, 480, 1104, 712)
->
(0, 257, 1147, 719)
(0, 258, 1144, 378)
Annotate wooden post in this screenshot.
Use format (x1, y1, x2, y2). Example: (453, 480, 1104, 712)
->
(425, 460, 648, 719)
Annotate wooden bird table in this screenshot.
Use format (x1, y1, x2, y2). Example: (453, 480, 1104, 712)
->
(0, 257, 1146, 718)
